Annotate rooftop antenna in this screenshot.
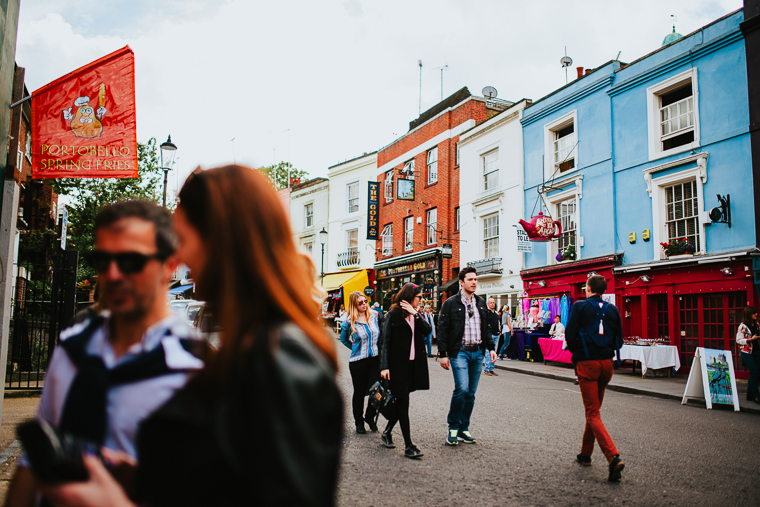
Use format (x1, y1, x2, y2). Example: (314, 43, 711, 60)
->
(482, 86, 497, 100)
(418, 60, 423, 115)
(560, 46, 573, 84)
(671, 14, 677, 32)
(616, 51, 622, 61)
(230, 137, 236, 164)
(433, 64, 448, 101)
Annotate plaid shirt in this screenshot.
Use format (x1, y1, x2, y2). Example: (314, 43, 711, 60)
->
(459, 290, 482, 346)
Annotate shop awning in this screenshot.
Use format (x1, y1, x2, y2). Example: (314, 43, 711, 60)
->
(440, 277, 459, 292)
(321, 270, 363, 291)
(168, 285, 193, 295)
(340, 270, 369, 308)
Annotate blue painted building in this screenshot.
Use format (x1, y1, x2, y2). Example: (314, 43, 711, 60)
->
(519, 9, 756, 376)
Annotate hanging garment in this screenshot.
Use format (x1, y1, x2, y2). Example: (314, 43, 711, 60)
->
(541, 298, 551, 322)
(560, 295, 570, 327)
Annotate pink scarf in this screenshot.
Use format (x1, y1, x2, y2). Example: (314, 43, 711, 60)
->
(405, 315, 415, 360)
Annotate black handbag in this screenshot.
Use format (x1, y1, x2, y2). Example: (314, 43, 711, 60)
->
(368, 378, 396, 422)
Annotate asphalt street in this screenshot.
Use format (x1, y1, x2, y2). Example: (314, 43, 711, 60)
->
(335, 344, 760, 507)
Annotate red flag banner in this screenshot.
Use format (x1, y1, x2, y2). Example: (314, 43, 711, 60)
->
(31, 46, 138, 179)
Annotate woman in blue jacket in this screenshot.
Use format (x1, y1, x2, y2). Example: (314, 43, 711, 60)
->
(340, 291, 382, 433)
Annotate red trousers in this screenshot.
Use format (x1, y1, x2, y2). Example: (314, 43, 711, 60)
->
(576, 359, 619, 459)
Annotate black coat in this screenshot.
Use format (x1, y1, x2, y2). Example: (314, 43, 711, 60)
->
(379, 307, 431, 394)
(437, 291, 495, 358)
(565, 295, 624, 363)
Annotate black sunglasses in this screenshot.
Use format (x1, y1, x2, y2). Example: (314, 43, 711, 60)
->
(87, 250, 166, 274)
(465, 302, 474, 318)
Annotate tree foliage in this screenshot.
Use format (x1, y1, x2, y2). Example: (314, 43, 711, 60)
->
(259, 161, 309, 190)
(51, 137, 167, 279)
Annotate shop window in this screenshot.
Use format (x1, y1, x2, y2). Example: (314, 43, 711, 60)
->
(426, 208, 437, 245)
(702, 294, 724, 350)
(655, 296, 668, 339)
(404, 216, 414, 251)
(483, 213, 499, 259)
(384, 170, 394, 202)
(647, 69, 700, 160)
(483, 149, 499, 191)
(427, 147, 438, 184)
(665, 180, 700, 252)
(304, 203, 313, 227)
(381, 224, 393, 256)
(347, 182, 359, 213)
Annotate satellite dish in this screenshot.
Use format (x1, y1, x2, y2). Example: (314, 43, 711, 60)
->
(561, 56, 573, 68)
(482, 86, 498, 99)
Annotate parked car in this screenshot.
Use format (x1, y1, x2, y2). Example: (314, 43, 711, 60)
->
(184, 301, 204, 328)
(169, 299, 193, 316)
(192, 302, 221, 349)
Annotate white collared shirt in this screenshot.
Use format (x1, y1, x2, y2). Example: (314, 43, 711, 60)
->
(32, 312, 203, 458)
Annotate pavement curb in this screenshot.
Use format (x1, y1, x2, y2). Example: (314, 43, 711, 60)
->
(493, 362, 760, 415)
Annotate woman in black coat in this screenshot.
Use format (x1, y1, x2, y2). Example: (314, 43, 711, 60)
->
(379, 283, 430, 459)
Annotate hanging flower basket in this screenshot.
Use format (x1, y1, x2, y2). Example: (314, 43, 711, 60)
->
(555, 245, 577, 263)
(660, 238, 695, 258)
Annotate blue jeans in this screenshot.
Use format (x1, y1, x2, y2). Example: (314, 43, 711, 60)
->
(483, 335, 499, 371)
(424, 333, 433, 356)
(742, 352, 759, 399)
(499, 332, 511, 356)
(447, 349, 483, 432)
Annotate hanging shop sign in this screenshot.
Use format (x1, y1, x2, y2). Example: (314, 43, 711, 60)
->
(442, 244, 453, 258)
(518, 212, 562, 242)
(378, 258, 438, 278)
(516, 227, 533, 252)
(31, 46, 138, 179)
(363, 286, 375, 297)
(367, 181, 380, 240)
(397, 178, 415, 200)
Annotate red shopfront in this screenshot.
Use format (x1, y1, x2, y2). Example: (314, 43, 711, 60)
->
(614, 252, 757, 379)
(520, 255, 621, 303)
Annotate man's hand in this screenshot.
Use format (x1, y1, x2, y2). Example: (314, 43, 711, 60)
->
(440, 357, 450, 370)
(381, 369, 390, 380)
(490, 350, 498, 362)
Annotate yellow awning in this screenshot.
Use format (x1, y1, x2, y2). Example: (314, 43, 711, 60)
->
(341, 270, 369, 308)
(321, 270, 363, 291)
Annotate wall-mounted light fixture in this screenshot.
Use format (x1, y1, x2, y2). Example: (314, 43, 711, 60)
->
(538, 280, 547, 287)
(587, 271, 599, 278)
(720, 267, 733, 275)
(640, 275, 651, 283)
(510, 285, 515, 289)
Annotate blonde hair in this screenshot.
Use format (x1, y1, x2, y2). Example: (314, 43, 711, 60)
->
(347, 291, 372, 335)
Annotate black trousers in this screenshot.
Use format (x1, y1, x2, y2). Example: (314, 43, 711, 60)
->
(348, 356, 379, 425)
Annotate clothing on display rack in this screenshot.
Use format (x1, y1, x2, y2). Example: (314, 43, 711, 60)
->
(560, 295, 570, 327)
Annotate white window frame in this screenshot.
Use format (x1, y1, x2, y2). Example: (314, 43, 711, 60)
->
(384, 170, 394, 202)
(555, 198, 577, 258)
(346, 181, 359, 214)
(544, 177, 583, 265)
(426, 208, 437, 245)
(647, 156, 708, 259)
(482, 149, 499, 191)
(304, 203, 313, 228)
(427, 147, 438, 184)
(381, 224, 393, 256)
(345, 228, 358, 253)
(404, 216, 414, 251)
(483, 213, 499, 259)
(664, 180, 700, 252)
(543, 110, 578, 181)
(16, 150, 23, 170)
(647, 68, 700, 162)
(303, 241, 313, 255)
(25, 136, 31, 161)
(456, 207, 460, 231)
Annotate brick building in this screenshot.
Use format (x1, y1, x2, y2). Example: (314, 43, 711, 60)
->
(374, 87, 512, 310)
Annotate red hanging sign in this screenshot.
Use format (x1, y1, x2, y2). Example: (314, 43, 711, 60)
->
(31, 46, 138, 179)
(518, 212, 562, 242)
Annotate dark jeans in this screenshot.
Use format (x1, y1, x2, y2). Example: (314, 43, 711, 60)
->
(348, 356, 379, 426)
(498, 332, 511, 356)
(447, 349, 483, 431)
(742, 352, 759, 399)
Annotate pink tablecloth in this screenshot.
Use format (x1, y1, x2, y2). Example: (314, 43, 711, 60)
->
(538, 338, 573, 364)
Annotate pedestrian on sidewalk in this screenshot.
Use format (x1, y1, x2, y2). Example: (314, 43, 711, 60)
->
(379, 283, 431, 459)
(340, 291, 381, 434)
(565, 275, 625, 481)
(736, 306, 760, 403)
(498, 305, 512, 359)
(7, 201, 204, 507)
(40, 165, 343, 507)
(437, 267, 497, 446)
(483, 298, 500, 376)
(420, 304, 436, 357)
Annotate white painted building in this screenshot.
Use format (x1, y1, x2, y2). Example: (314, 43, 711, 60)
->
(326, 152, 378, 273)
(457, 99, 531, 311)
(289, 178, 330, 276)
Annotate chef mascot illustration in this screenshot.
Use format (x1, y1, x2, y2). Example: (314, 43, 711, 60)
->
(62, 89, 106, 138)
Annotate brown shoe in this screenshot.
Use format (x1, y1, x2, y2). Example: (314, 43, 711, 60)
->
(608, 455, 625, 481)
(491, 370, 499, 376)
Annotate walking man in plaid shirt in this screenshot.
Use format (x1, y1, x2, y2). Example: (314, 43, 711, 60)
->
(437, 266, 498, 445)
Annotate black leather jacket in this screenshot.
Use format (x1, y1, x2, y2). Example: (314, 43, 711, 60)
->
(436, 291, 495, 358)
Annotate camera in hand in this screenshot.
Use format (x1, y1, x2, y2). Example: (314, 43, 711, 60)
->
(17, 419, 95, 483)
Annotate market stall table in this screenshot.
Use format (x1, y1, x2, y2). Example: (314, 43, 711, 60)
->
(538, 338, 573, 365)
(619, 344, 680, 377)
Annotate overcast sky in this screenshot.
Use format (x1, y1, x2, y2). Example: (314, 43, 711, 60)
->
(16, 0, 741, 197)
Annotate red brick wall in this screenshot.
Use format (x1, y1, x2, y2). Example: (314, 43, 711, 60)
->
(376, 99, 492, 283)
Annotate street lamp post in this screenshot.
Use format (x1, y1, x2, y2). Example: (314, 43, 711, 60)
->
(319, 227, 328, 286)
(160, 135, 178, 208)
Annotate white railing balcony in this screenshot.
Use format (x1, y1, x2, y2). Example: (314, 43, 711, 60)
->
(466, 257, 503, 276)
(337, 249, 360, 268)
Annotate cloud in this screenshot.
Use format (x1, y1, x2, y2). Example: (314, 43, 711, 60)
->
(344, 0, 364, 17)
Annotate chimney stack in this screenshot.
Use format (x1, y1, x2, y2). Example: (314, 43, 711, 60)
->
(585, 69, 593, 75)
(576, 67, 584, 79)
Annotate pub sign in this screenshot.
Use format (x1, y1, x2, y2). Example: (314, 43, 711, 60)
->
(367, 181, 379, 240)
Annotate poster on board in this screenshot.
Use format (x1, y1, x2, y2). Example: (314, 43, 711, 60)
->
(682, 347, 740, 411)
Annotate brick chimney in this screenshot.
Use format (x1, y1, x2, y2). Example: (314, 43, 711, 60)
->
(585, 69, 593, 75)
(576, 67, 584, 79)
